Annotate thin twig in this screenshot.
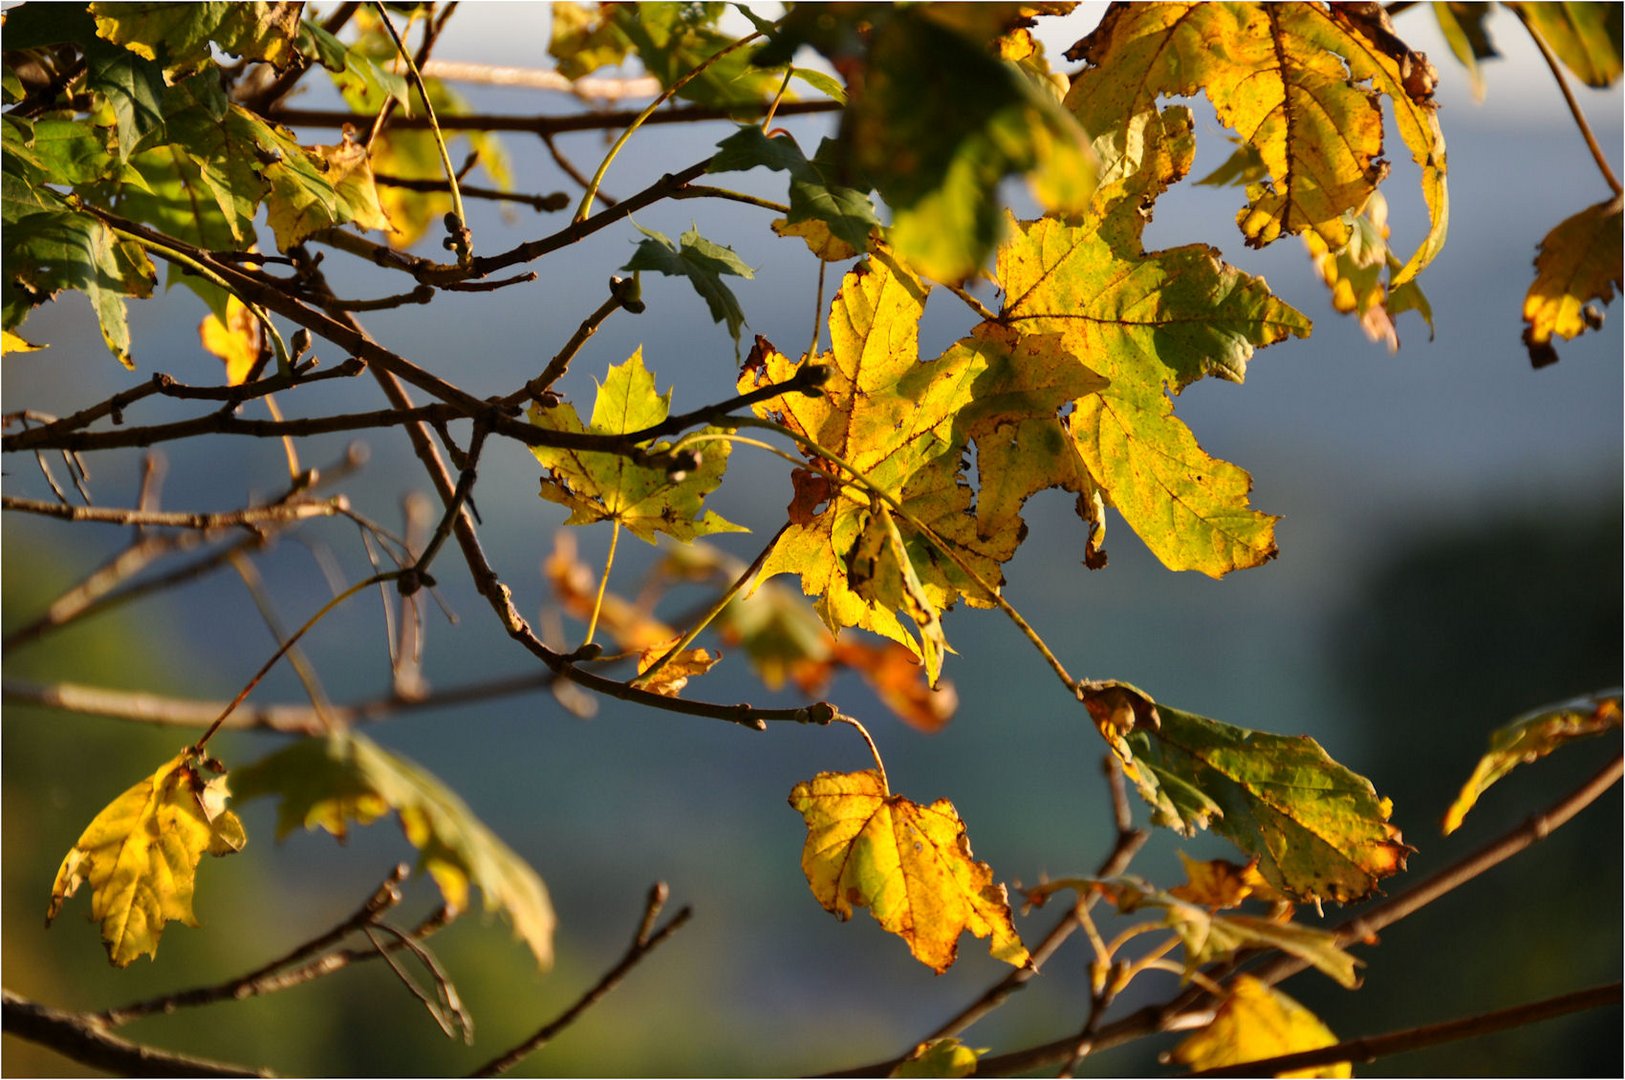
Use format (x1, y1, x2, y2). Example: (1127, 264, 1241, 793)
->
(269, 99, 841, 138)
(1186, 982, 1623, 1078)
(374, 173, 569, 211)
(499, 282, 633, 408)
(1, 494, 349, 531)
(1514, 6, 1623, 196)
(469, 886, 693, 1076)
(419, 59, 661, 99)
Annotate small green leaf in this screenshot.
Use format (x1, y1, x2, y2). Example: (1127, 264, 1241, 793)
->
(1443, 691, 1622, 834)
(623, 223, 754, 347)
(233, 731, 556, 969)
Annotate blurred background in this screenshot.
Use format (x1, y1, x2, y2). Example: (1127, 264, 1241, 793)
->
(4, 3, 1620, 1076)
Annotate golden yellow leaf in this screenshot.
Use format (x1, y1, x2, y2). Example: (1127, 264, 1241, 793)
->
(47, 750, 246, 967)
(1169, 851, 1288, 909)
(635, 640, 720, 697)
(895, 1037, 984, 1077)
(788, 769, 1029, 974)
(198, 294, 262, 386)
(773, 217, 861, 262)
(1169, 975, 1350, 1078)
(1522, 195, 1622, 367)
(2, 329, 44, 353)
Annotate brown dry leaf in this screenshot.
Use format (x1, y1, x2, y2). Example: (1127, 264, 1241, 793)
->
(635, 640, 720, 697)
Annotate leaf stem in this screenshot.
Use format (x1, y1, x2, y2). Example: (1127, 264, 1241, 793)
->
(632, 521, 791, 689)
(583, 519, 621, 647)
(1513, 6, 1623, 197)
(573, 31, 763, 222)
(374, 2, 473, 260)
(194, 570, 404, 749)
(836, 713, 889, 795)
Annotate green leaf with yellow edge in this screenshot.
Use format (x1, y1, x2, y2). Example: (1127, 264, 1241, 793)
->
(1521, 195, 1622, 367)
(1082, 684, 1410, 904)
(894, 1037, 984, 1078)
(996, 106, 1310, 576)
(47, 749, 246, 967)
(530, 349, 744, 544)
(1515, 2, 1623, 88)
(262, 127, 392, 251)
(2, 208, 155, 367)
(1443, 691, 1622, 835)
(743, 255, 1104, 679)
(1169, 975, 1351, 1079)
(90, 2, 303, 76)
(232, 731, 555, 969)
(1087, 874, 1360, 988)
(788, 768, 1029, 974)
(1066, 1, 1447, 285)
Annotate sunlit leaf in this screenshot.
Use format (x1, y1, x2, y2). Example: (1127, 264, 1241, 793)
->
(743, 258, 1104, 678)
(258, 124, 392, 250)
(1169, 975, 1351, 1078)
(90, 2, 303, 75)
(789, 768, 1029, 973)
(608, 1, 788, 107)
(895, 1037, 983, 1078)
(199, 293, 263, 386)
(47, 749, 246, 967)
(773, 217, 862, 263)
(635, 640, 720, 697)
(2, 329, 45, 353)
(548, 0, 633, 79)
(1083, 684, 1411, 903)
(1303, 193, 1434, 352)
(1169, 851, 1288, 908)
(1443, 691, 1622, 835)
(233, 731, 555, 968)
(1521, 195, 1622, 367)
(1066, 1, 1447, 285)
(530, 349, 744, 543)
(1432, 2, 1499, 100)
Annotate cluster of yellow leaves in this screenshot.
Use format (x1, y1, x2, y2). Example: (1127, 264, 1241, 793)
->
(788, 769, 1029, 974)
(47, 749, 246, 967)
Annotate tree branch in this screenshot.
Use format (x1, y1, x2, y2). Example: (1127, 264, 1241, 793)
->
(468, 883, 692, 1076)
(1, 494, 349, 530)
(269, 99, 840, 138)
(1186, 981, 1623, 1077)
(1, 990, 269, 1078)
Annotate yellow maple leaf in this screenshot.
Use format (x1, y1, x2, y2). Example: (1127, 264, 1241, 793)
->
(1169, 975, 1350, 1078)
(1522, 196, 1622, 367)
(47, 750, 246, 967)
(788, 768, 1029, 974)
(199, 294, 263, 386)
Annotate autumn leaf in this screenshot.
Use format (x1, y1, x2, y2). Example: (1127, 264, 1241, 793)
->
(1066, 1, 1447, 284)
(996, 105, 1310, 576)
(530, 350, 743, 544)
(199, 293, 263, 386)
(1169, 851, 1289, 909)
(47, 749, 246, 967)
(2, 329, 44, 353)
(1303, 192, 1434, 353)
(90, 2, 303, 75)
(788, 768, 1029, 974)
(894, 1037, 983, 1078)
(635, 640, 720, 697)
(1517, 2, 1623, 88)
(1432, 2, 1499, 101)
(1083, 685, 1411, 903)
(745, 254, 1104, 678)
(1169, 975, 1351, 1078)
(1443, 691, 1622, 835)
(1088, 875, 1359, 988)
(1522, 195, 1622, 367)
(261, 125, 392, 251)
(232, 731, 555, 968)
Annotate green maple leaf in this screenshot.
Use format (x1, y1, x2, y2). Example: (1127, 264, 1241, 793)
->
(742, 252, 1104, 682)
(622, 223, 754, 348)
(3, 208, 155, 367)
(233, 731, 554, 969)
(530, 350, 744, 544)
(996, 105, 1310, 578)
(710, 126, 880, 255)
(1066, 0, 1447, 285)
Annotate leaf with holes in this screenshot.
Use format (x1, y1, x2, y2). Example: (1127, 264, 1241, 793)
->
(789, 768, 1028, 974)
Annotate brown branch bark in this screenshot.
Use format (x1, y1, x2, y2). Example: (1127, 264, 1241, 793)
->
(1, 494, 349, 530)
(1, 990, 269, 1078)
(270, 98, 840, 138)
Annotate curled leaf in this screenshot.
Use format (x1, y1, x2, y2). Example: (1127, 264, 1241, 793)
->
(48, 749, 246, 967)
(1443, 691, 1622, 835)
(789, 769, 1029, 974)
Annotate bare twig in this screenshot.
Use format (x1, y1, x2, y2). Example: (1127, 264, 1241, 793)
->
(1, 494, 349, 531)
(499, 281, 635, 408)
(2, 990, 269, 1078)
(419, 59, 661, 100)
(469, 885, 693, 1076)
(1513, 6, 1623, 196)
(270, 99, 841, 139)
(374, 172, 569, 212)
(1186, 982, 1623, 1077)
